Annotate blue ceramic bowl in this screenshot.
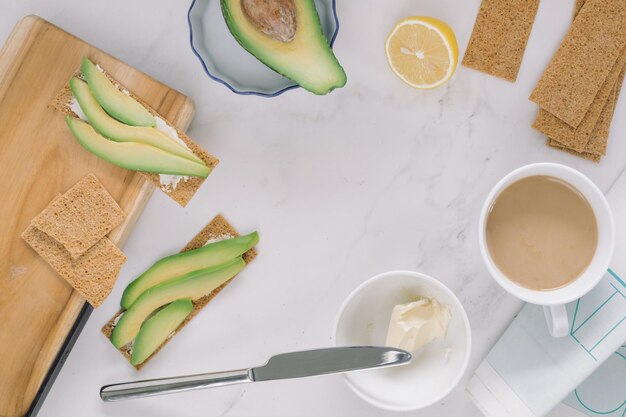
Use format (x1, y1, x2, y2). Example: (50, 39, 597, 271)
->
(187, 0, 340, 97)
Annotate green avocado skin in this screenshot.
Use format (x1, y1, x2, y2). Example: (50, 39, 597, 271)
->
(221, 0, 346, 95)
(81, 57, 156, 127)
(121, 232, 259, 309)
(111, 257, 246, 348)
(131, 299, 193, 366)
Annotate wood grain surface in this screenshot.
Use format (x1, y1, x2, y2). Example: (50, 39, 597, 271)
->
(0, 15, 195, 417)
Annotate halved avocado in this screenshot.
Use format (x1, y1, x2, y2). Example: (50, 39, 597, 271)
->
(121, 232, 258, 309)
(70, 77, 204, 165)
(81, 57, 155, 127)
(221, 0, 346, 94)
(66, 117, 210, 178)
(130, 299, 193, 366)
(111, 257, 246, 348)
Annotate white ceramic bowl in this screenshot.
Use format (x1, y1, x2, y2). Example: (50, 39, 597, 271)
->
(333, 271, 471, 411)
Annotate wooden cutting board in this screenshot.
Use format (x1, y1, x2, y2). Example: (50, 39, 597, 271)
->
(0, 15, 195, 417)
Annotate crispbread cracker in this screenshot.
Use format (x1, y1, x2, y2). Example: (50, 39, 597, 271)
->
(462, 0, 539, 82)
(584, 67, 626, 155)
(548, 77, 622, 158)
(102, 214, 257, 370)
(22, 225, 126, 307)
(50, 64, 219, 207)
(574, 0, 586, 16)
(529, 0, 626, 127)
(532, 49, 626, 152)
(31, 173, 125, 259)
(547, 139, 601, 162)
(539, 0, 625, 160)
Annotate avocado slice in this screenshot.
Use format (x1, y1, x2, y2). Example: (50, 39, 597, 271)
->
(111, 257, 246, 348)
(130, 299, 193, 366)
(66, 116, 210, 178)
(81, 57, 156, 127)
(70, 77, 204, 165)
(121, 232, 258, 309)
(221, 0, 346, 95)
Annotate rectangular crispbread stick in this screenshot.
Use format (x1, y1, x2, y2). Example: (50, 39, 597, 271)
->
(543, 0, 626, 159)
(574, 0, 585, 16)
(529, 0, 626, 127)
(584, 67, 626, 155)
(101, 214, 257, 370)
(51, 67, 219, 207)
(462, 0, 540, 82)
(550, 70, 626, 157)
(533, 50, 626, 152)
(547, 139, 601, 163)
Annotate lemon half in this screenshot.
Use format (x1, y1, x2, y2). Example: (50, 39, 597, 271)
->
(385, 17, 459, 89)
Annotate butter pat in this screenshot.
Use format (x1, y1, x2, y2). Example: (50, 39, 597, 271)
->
(385, 298, 451, 353)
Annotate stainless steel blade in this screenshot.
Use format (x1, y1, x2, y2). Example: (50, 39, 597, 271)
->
(100, 346, 411, 401)
(251, 346, 411, 382)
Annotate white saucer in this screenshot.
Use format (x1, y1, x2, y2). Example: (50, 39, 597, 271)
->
(333, 271, 472, 411)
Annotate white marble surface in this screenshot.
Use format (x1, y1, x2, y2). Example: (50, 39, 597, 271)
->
(2, 0, 625, 416)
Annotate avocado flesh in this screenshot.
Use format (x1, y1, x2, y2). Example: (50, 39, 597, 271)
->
(111, 257, 246, 348)
(121, 232, 259, 309)
(70, 78, 204, 165)
(130, 299, 193, 366)
(81, 57, 156, 127)
(221, 0, 346, 95)
(66, 117, 210, 178)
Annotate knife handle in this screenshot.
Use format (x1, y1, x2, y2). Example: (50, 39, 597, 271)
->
(100, 368, 252, 402)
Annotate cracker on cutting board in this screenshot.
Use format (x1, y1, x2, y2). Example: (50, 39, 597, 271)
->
(22, 224, 126, 308)
(529, 0, 626, 127)
(533, 50, 626, 152)
(101, 214, 258, 370)
(51, 66, 219, 207)
(31, 173, 125, 259)
(462, 0, 540, 82)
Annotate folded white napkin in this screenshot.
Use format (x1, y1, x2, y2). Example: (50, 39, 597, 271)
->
(550, 343, 626, 416)
(466, 170, 626, 417)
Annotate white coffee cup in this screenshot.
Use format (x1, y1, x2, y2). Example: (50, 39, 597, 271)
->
(478, 163, 614, 337)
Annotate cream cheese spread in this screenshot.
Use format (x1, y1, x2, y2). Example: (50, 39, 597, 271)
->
(153, 117, 191, 191)
(69, 98, 88, 121)
(385, 297, 451, 353)
(204, 234, 234, 245)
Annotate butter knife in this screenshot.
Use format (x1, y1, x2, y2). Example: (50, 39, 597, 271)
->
(100, 346, 411, 401)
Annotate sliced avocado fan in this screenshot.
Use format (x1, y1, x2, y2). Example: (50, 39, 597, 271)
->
(111, 257, 246, 348)
(131, 299, 193, 366)
(66, 116, 210, 178)
(81, 57, 156, 127)
(221, 0, 346, 95)
(121, 232, 259, 309)
(70, 77, 204, 165)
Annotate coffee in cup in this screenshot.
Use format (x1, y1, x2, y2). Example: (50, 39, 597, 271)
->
(478, 163, 614, 338)
(485, 175, 598, 291)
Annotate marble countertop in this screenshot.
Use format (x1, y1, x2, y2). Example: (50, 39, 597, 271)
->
(2, 0, 624, 416)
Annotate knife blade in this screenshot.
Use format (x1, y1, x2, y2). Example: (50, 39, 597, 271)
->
(100, 346, 411, 402)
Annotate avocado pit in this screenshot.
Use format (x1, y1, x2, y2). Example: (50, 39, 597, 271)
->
(241, 0, 297, 42)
